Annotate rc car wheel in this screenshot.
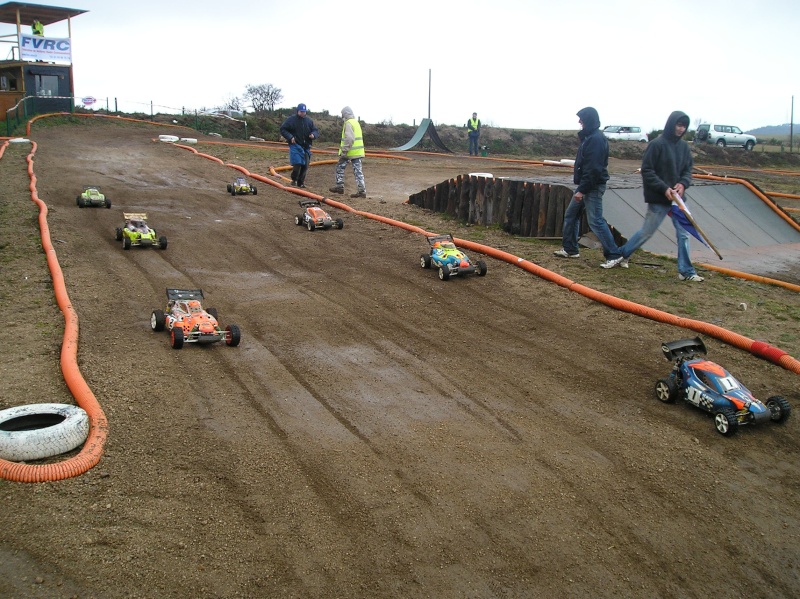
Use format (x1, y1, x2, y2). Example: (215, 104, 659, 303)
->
(766, 396, 791, 423)
(335, 218, 344, 229)
(115, 227, 123, 241)
(150, 310, 166, 331)
(252, 187, 257, 195)
(716, 139, 726, 147)
(226, 324, 241, 347)
(654, 378, 678, 403)
(76, 195, 82, 206)
(307, 220, 316, 231)
(207, 308, 219, 321)
(171, 327, 185, 349)
(438, 267, 450, 281)
(123, 237, 131, 250)
(477, 260, 488, 276)
(105, 198, 111, 208)
(420, 254, 431, 269)
(227, 184, 232, 193)
(159, 236, 168, 249)
(295, 215, 303, 226)
(231, 189, 236, 196)
(714, 409, 739, 436)
(745, 140, 755, 151)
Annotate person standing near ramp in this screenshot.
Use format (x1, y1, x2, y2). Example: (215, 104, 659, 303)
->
(467, 112, 481, 156)
(280, 103, 319, 188)
(329, 106, 367, 198)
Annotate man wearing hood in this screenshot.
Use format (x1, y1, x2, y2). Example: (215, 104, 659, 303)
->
(554, 107, 622, 267)
(602, 110, 703, 282)
(330, 106, 367, 198)
(280, 103, 319, 188)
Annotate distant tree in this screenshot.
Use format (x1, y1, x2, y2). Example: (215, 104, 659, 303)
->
(221, 95, 243, 112)
(244, 83, 283, 114)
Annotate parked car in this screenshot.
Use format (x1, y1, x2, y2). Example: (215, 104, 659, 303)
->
(694, 123, 756, 150)
(602, 126, 648, 142)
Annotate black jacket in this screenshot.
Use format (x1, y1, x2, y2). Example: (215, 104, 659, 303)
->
(573, 107, 609, 194)
(280, 114, 320, 149)
(641, 111, 693, 205)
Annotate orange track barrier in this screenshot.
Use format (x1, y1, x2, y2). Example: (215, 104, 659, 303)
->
(172, 143, 800, 376)
(0, 141, 109, 483)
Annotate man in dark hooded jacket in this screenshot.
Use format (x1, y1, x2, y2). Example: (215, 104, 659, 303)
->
(554, 107, 622, 266)
(602, 110, 703, 281)
(280, 103, 319, 188)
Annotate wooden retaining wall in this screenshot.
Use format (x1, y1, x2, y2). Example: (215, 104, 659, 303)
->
(407, 174, 587, 238)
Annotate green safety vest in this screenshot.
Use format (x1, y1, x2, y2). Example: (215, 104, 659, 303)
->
(468, 118, 480, 133)
(32, 21, 44, 36)
(340, 119, 365, 158)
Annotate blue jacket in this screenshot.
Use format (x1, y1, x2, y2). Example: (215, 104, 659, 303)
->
(573, 107, 609, 194)
(280, 113, 319, 150)
(641, 111, 693, 206)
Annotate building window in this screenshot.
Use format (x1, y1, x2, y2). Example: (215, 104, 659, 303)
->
(35, 74, 58, 96)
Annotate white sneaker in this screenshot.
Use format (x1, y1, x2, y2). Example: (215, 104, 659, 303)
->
(620, 258, 629, 269)
(554, 249, 580, 258)
(600, 256, 625, 269)
(678, 273, 704, 282)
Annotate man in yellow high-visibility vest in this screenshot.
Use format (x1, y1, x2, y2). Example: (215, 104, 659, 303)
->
(467, 112, 481, 156)
(32, 18, 44, 36)
(329, 106, 367, 198)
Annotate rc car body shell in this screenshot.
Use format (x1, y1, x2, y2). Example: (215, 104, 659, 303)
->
(76, 185, 111, 208)
(655, 337, 790, 436)
(420, 234, 487, 281)
(150, 289, 241, 349)
(115, 212, 167, 250)
(227, 177, 257, 196)
(294, 199, 343, 231)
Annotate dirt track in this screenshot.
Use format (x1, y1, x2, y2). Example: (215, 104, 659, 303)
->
(1, 121, 799, 598)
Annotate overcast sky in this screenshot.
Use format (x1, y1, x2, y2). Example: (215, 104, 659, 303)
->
(8, 0, 799, 132)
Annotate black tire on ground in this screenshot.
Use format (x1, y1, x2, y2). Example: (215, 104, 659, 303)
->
(115, 227, 123, 241)
(714, 409, 739, 436)
(207, 308, 219, 321)
(477, 260, 488, 276)
(159, 236, 168, 249)
(716, 139, 726, 147)
(123, 237, 131, 250)
(77, 197, 85, 208)
(105, 198, 111, 208)
(766, 396, 791, 423)
(171, 327, 185, 349)
(438, 267, 450, 281)
(654, 378, 678, 403)
(76, 195, 82, 206)
(227, 184, 232, 193)
(745, 140, 755, 151)
(226, 324, 241, 347)
(336, 218, 344, 229)
(0, 403, 90, 461)
(151, 309, 166, 331)
(420, 254, 431, 269)
(295, 215, 303, 226)
(252, 187, 257, 195)
(307, 220, 315, 231)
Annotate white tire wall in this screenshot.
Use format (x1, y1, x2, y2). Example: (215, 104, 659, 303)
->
(0, 404, 90, 461)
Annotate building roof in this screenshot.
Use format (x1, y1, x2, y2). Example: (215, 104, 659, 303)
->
(0, 2, 87, 26)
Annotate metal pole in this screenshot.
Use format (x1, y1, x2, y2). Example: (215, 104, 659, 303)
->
(791, 95, 794, 153)
(428, 69, 431, 120)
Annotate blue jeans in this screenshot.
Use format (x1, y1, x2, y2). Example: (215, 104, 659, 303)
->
(468, 133, 479, 156)
(620, 203, 697, 277)
(561, 185, 621, 259)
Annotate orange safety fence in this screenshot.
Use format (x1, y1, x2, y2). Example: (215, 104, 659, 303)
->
(0, 140, 109, 483)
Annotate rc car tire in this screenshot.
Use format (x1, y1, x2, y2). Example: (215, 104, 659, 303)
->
(252, 187, 257, 195)
(336, 218, 344, 229)
(105, 198, 111, 208)
(76, 195, 82, 207)
(171, 327, 185, 349)
(438, 267, 450, 281)
(420, 254, 431, 269)
(477, 260, 488, 276)
(307, 220, 315, 232)
(159, 236, 168, 250)
(295, 215, 303, 226)
(231, 189, 236, 196)
(123, 237, 131, 250)
(207, 308, 219, 321)
(0, 403, 90, 461)
(150, 310, 166, 332)
(115, 227, 123, 241)
(226, 324, 241, 347)
(654, 378, 678, 403)
(766, 396, 791, 423)
(226, 184, 232, 193)
(714, 409, 739, 436)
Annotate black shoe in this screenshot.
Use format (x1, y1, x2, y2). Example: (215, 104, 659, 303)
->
(350, 190, 366, 198)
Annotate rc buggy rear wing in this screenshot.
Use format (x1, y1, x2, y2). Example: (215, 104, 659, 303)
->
(123, 212, 148, 221)
(299, 199, 322, 209)
(166, 288, 204, 302)
(661, 337, 707, 362)
(427, 234, 454, 247)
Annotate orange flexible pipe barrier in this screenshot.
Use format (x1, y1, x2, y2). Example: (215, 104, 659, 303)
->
(169, 138, 800, 376)
(695, 264, 800, 293)
(694, 173, 800, 234)
(768, 192, 800, 200)
(1, 141, 109, 483)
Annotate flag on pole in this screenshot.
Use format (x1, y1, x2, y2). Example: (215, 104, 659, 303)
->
(668, 202, 710, 248)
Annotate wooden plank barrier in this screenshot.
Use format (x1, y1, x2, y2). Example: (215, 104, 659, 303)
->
(408, 174, 587, 239)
